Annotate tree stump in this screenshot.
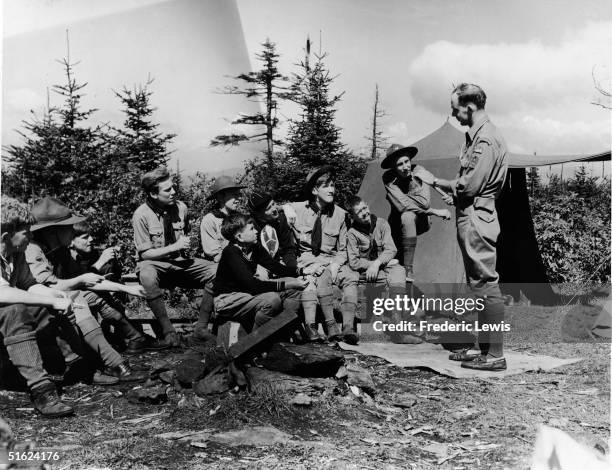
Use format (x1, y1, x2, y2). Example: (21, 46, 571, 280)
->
(258, 342, 344, 377)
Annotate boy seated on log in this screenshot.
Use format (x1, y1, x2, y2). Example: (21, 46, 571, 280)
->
(194, 176, 244, 341)
(287, 166, 359, 344)
(345, 195, 423, 344)
(26, 197, 146, 383)
(0, 197, 80, 417)
(212, 213, 313, 333)
(61, 221, 168, 354)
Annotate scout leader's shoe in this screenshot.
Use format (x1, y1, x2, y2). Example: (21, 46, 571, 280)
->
(341, 326, 359, 345)
(449, 348, 481, 361)
(304, 324, 325, 343)
(460, 355, 507, 372)
(125, 335, 170, 355)
(104, 363, 148, 382)
(30, 383, 74, 418)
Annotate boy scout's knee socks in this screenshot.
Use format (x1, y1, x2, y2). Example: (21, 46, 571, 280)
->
(478, 298, 505, 358)
(318, 294, 335, 323)
(147, 297, 175, 336)
(195, 290, 214, 330)
(78, 316, 123, 368)
(301, 290, 318, 325)
(4, 332, 50, 390)
(402, 237, 417, 278)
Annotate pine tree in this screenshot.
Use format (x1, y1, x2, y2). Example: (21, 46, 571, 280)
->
(210, 39, 292, 167)
(3, 51, 105, 204)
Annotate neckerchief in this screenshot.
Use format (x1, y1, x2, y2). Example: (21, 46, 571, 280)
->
(147, 199, 176, 246)
(307, 200, 334, 256)
(212, 208, 227, 219)
(352, 214, 379, 261)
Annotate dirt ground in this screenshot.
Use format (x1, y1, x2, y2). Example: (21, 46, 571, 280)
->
(1, 302, 610, 470)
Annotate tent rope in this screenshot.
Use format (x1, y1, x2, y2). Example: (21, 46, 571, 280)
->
(563, 256, 610, 307)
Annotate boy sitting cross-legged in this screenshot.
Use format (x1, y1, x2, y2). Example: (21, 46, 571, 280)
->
(213, 213, 312, 333)
(346, 195, 423, 344)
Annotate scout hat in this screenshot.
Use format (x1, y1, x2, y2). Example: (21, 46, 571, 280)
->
(208, 175, 245, 199)
(381, 144, 418, 169)
(303, 165, 335, 198)
(30, 197, 86, 232)
(247, 192, 273, 213)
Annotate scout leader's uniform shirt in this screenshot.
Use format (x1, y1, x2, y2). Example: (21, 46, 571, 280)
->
(132, 200, 190, 262)
(450, 114, 508, 291)
(288, 200, 348, 267)
(346, 216, 397, 273)
(200, 210, 229, 263)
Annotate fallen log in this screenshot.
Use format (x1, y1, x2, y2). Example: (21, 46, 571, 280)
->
(258, 342, 344, 377)
(246, 367, 336, 395)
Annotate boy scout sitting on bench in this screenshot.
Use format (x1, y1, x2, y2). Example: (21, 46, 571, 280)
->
(213, 213, 311, 333)
(345, 195, 423, 344)
(132, 167, 217, 347)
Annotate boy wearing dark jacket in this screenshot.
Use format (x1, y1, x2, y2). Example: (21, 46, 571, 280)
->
(213, 213, 310, 332)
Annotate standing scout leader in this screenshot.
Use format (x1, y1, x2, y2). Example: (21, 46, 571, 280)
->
(418, 83, 509, 371)
(287, 167, 360, 344)
(132, 167, 216, 347)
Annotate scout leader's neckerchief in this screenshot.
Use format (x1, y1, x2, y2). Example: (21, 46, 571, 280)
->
(307, 200, 335, 256)
(146, 199, 177, 246)
(352, 214, 379, 261)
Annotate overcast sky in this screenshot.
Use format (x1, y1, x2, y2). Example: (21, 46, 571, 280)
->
(2, 0, 611, 176)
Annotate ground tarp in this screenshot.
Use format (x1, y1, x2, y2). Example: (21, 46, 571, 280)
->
(339, 342, 582, 379)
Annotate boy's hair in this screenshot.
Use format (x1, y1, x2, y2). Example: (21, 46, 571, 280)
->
(72, 221, 92, 237)
(313, 172, 333, 189)
(1, 196, 35, 234)
(141, 167, 171, 195)
(221, 213, 254, 243)
(345, 195, 364, 215)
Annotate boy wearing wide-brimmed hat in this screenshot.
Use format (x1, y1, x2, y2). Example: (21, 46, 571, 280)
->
(132, 167, 218, 346)
(0, 197, 77, 417)
(194, 175, 245, 340)
(26, 197, 146, 383)
(286, 166, 360, 344)
(382, 144, 451, 283)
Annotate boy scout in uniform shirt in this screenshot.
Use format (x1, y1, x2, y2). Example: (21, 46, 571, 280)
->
(381, 144, 451, 282)
(0, 197, 76, 417)
(132, 167, 217, 347)
(288, 166, 360, 345)
(26, 197, 144, 383)
(199, 176, 244, 263)
(345, 195, 423, 344)
(195, 176, 244, 340)
(420, 83, 509, 371)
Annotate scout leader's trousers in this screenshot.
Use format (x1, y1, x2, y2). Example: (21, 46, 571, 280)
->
(138, 258, 217, 336)
(456, 197, 505, 357)
(0, 304, 81, 391)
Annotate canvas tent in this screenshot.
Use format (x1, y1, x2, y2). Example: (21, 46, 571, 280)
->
(357, 120, 611, 305)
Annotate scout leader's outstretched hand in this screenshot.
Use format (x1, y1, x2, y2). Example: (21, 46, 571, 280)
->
(413, 167, 455, 210)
